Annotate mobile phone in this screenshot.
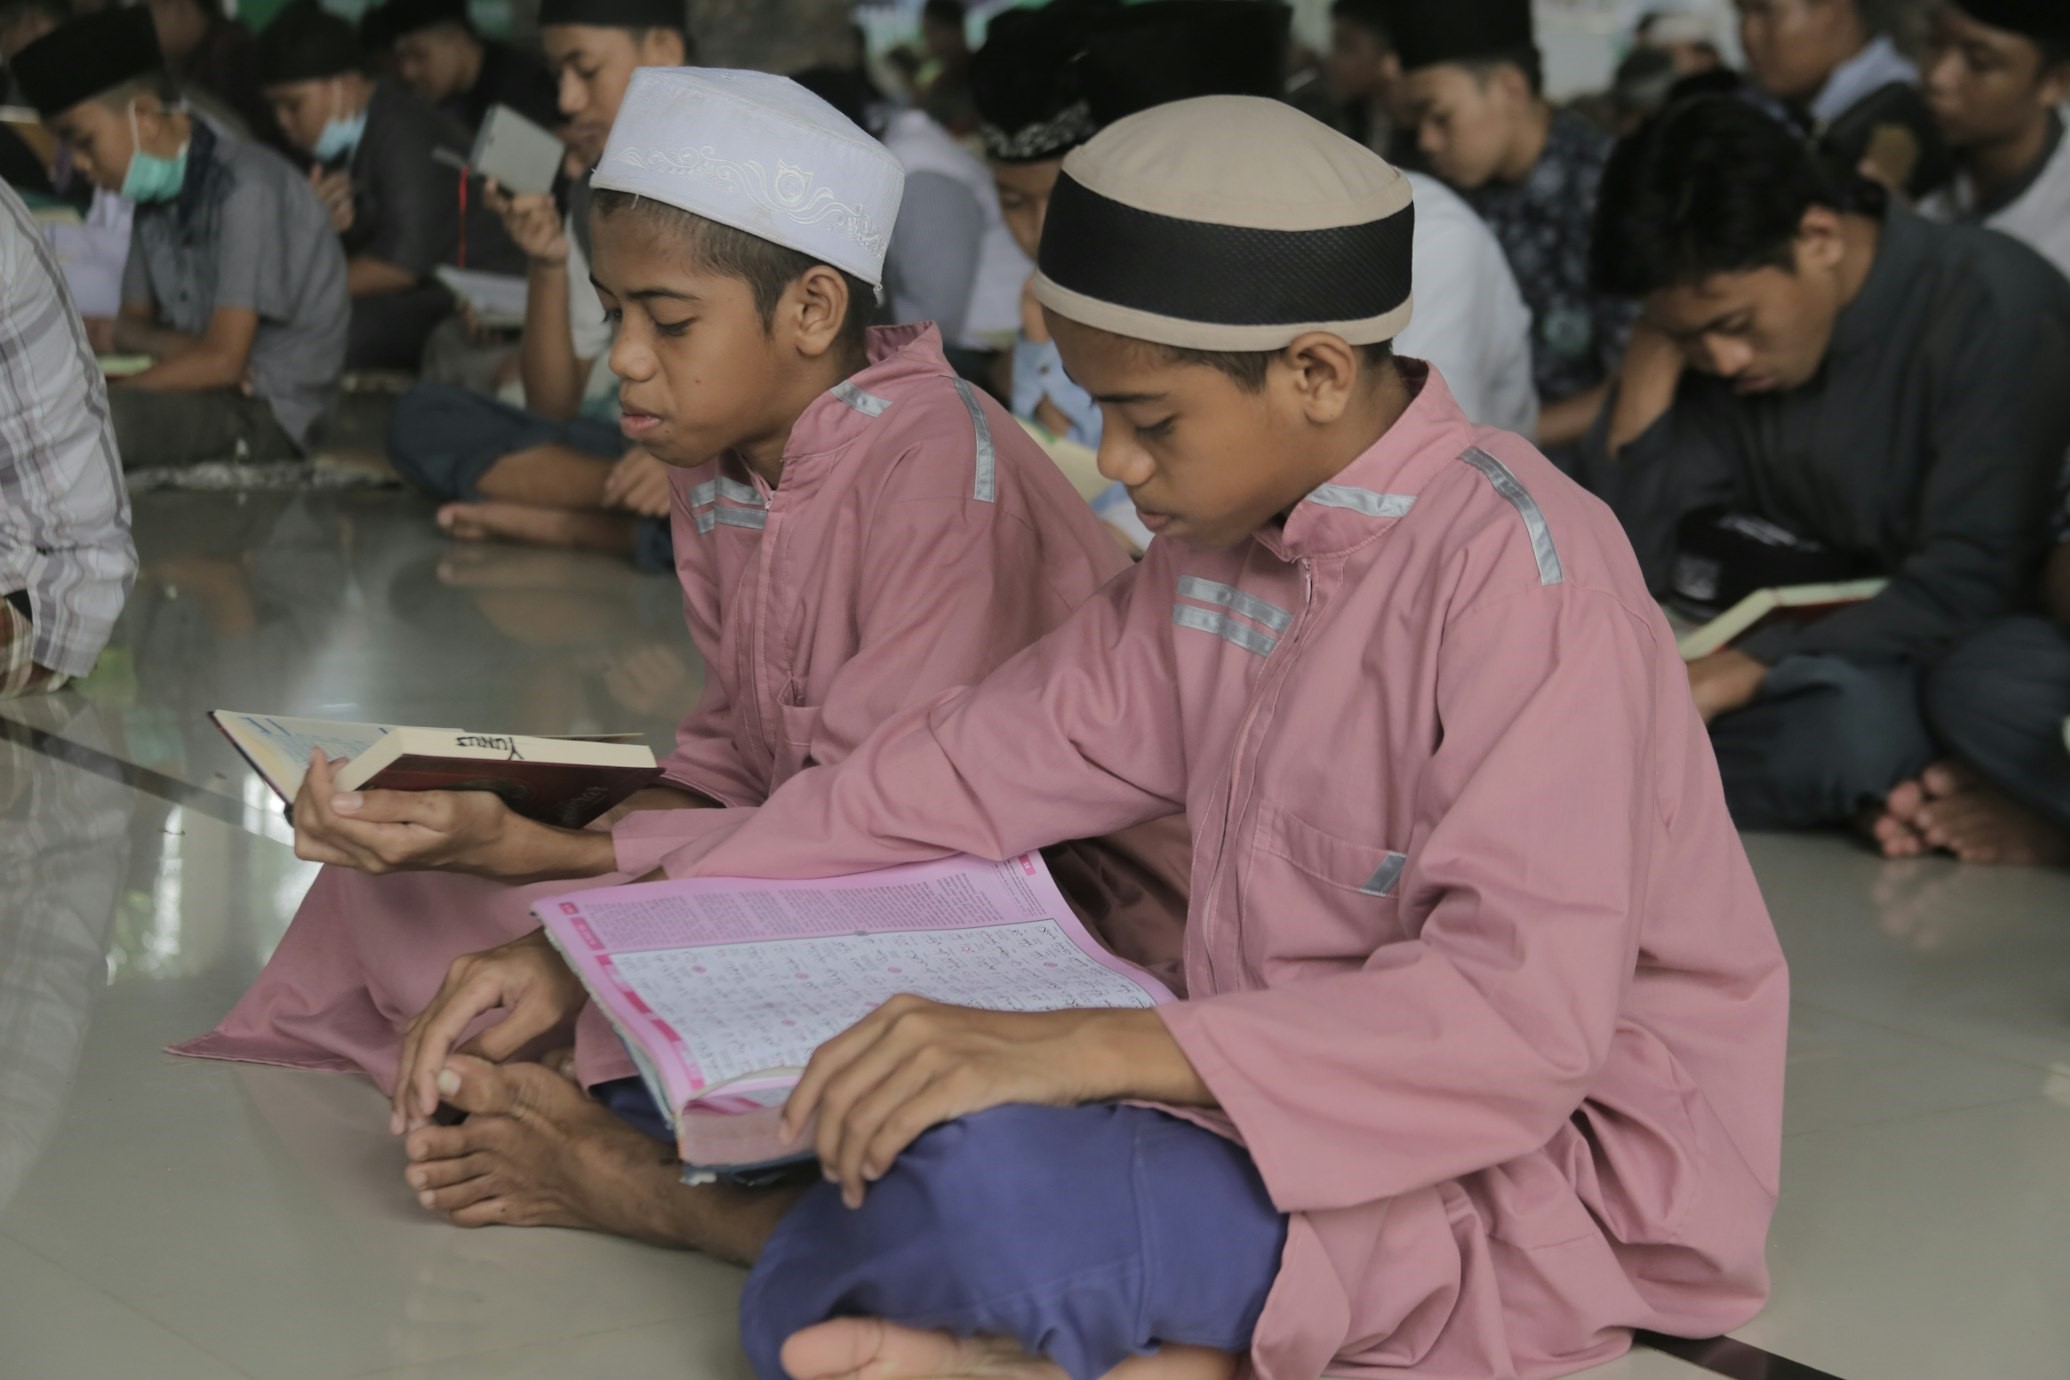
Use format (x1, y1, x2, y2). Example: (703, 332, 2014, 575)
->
(468, 104, 565, 197)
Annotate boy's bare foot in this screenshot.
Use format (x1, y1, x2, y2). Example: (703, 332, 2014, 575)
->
(779, 1320, 1237, 1380)
(1913, 778, 2070, 867)
(436, 501, 638, 556)
(780, 1319, 1066, 1380)
(401, 1055, 799, 1262)
(1867, 761, 1983, 859)
(1865, 779, 1930, 858)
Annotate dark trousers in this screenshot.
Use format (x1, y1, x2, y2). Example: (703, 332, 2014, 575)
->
(346, 285, 457, 372)
(1923, 617, 2070, 831)
(388, 382, 673, 572)
(107, 388, 300, 469)
(1709, 654, 1937, 829)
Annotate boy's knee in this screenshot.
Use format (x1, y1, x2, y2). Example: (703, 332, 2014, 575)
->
(1924, 618, 2070, 752)
(739, 1106, 1141, 1369)
(1785, 657, 1931, 791)
(387, 385, 501, 499)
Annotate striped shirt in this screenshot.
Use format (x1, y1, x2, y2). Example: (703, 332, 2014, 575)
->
(0, 180, 136, 679)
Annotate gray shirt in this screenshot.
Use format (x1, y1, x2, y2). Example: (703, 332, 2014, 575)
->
(1586, 208, 2070, 665)
(121, 122, 348, 450)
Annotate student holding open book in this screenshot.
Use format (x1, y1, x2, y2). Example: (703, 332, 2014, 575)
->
(396, 99, 1787, 1380)
(1585, 96, 2070, 834)
(175, 70, 1189, 1217)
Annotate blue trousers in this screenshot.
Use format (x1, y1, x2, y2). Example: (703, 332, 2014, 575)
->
(387, 383, 674, 573)
(738, 1104, 1287, 1380)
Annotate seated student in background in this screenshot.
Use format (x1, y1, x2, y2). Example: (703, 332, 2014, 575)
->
(0, 179, 136, 700)
(0, 0, 134, 325)
(1734, 0, 1951, 199)
(384, 0, 688, 569)
(257, 1, 521, 373)
(176, 73, 1190, 1236)
(790, 63, 1033, 391)
(391, 96, 1787, 1380)
(144, 0, 289, 153)
(1323, 0, 1416, 161)
(364, 0, 561, 137)
(1875, 473, 2070, 866)
(12, 9, 348, 470)
(1585, 95, 2070, 832)
(977, 0, 1537, 552)
(1918, 0, 2070, 281)
(1381, 0, 1638, 462)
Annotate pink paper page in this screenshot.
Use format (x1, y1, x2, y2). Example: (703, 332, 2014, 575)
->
(537, 853, 1176, 1116)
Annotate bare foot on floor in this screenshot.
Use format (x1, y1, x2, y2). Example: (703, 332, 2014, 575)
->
(780, 1321, 1236, 1380)
(1866, 761, 1985, 859)
(780, 1319, 1067, 1380)
(1912, 776, 2070, 866)
(401, 1055, 800, 1259)
(436, 501, 637, 555)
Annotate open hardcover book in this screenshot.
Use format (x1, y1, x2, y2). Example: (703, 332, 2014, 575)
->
(536, 852, 1178, 1180)
(1676, 579, 1888, 661)
(210, 711, 661, 828)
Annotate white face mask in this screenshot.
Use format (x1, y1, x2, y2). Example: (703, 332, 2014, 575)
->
(312, 82, 367, 163)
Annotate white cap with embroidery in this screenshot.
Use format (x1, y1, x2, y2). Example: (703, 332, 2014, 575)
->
(593, 67, 905, 288)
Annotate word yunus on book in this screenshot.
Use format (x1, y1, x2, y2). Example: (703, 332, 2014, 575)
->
(209, 711, 660, 828)
(538, 851, 1177, 1179)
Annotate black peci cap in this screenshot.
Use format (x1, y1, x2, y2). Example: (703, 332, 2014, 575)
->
(10, 8, 166, 119)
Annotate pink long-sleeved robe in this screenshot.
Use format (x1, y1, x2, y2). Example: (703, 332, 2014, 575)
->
(607, 366, 1790, 1379)
(174, 324, 1188, 1090)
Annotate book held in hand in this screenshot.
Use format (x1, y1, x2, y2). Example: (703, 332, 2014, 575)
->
(536, 852, 1178, 1180)
(209, 711, 661, 828)
(1676, 579, 1888, 661)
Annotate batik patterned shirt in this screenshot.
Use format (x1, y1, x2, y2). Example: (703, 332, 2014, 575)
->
(1463, 109, 1637, 407)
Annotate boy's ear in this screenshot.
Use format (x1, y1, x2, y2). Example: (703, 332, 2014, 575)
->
(1279, 331, 1360, 425)
(643, 27, 689, 67)
(784, 264, 853, 358)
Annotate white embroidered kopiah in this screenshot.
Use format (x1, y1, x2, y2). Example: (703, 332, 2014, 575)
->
(610, 146, 888, 257)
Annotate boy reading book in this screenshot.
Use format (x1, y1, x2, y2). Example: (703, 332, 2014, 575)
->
(397, 98, 1789, 1380)
(174, 70, 1189, 1199)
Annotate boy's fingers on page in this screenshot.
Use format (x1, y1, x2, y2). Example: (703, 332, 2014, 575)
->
(782, 1002, 897, 1138)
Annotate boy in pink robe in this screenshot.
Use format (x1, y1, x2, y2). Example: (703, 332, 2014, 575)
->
(393, 96, 1789, 1378)
(173, 71, 1186, 1238)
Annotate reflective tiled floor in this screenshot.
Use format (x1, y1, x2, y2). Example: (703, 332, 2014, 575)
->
(4, 490, 2068, 1378)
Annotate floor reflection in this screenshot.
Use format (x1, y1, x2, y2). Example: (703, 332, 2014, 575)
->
(4, 492, 700, 811)
(0, 705, 137, 1213)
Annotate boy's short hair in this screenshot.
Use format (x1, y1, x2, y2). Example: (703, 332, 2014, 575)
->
(1329, 0, 1393, 47)
(1590, 96, 1862, 297)
(1160, 340, 1395, 392)
(535, 0, 691, 55)
(922, 0, 965, 29)
(1460, 45, 1543, 97)
(592, 188, 873, 352)
(255, 0, 367, 84)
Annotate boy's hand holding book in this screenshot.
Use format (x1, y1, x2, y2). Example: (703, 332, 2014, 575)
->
(292, 751, 620, 884)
